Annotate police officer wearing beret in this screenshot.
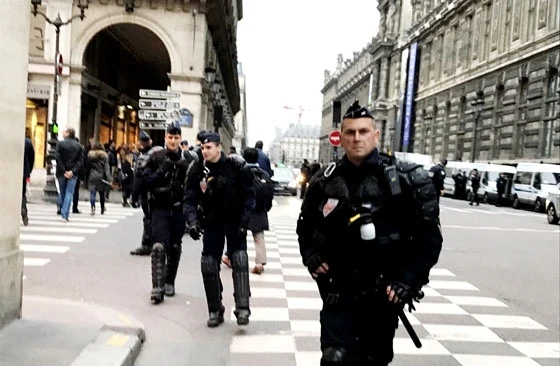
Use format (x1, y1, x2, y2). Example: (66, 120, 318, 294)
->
(141, 122, 191, 304)
(297, 101, 443, 365)
(184, 132, 255, 327)
(130, 131, 163, 256)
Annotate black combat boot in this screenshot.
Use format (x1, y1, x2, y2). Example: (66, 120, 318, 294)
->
(207, 305, 225, 328)
(164, 244, 181, 296)
(150, 243, 166, 304)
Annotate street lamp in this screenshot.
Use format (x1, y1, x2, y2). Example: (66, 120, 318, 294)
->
(471, 93, 484, 161)
(31, 0, 88, 200)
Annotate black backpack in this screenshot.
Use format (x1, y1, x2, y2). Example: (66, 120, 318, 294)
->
(250, 166, 274, 211)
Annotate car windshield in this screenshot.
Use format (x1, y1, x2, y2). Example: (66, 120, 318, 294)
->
(542, 172, 560, 185)
(273, 169, 294, 181)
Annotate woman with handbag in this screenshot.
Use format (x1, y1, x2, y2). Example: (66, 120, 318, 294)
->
(86, 143, 112, 215)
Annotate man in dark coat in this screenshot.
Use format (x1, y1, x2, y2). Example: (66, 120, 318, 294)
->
(72, 138, 85, 214)
(429, 159, 447, 201)
(255, 140, 273, 176)
(55, 127, 83, 222)
(22, 137, 35, 226)
(243, 147, 273, 275)
(496, 173, 507, 207)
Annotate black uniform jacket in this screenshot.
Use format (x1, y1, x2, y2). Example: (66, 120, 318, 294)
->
(183, 153, 255, 229)
(297, 149, 443, 289)
(142, 148, 190, 210)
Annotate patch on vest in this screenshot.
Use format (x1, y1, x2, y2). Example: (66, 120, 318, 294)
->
(322, 198, 339, 217)
(200, 177, 207, 193)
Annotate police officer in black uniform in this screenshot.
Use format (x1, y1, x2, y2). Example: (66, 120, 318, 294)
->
(184, 132, 255, 327)
(429, 159, 447, 201)
(142, 122, 191, 304)
(130, 131, 163, 256)
(297, 101, 443, 366)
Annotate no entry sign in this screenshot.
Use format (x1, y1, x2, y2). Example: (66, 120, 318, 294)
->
(328, 130, 341, 146)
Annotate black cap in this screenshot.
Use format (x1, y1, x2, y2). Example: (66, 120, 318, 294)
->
(139, 130, 151, 142)
(343, 100, 374, 120)
(201, 132, 220, 144)
(166, 121, 181, 135)
(196, 130, 207, 142)
(180, 139, 189, 146)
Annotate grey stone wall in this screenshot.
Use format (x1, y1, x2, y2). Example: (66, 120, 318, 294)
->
(0, 1, 29, 328)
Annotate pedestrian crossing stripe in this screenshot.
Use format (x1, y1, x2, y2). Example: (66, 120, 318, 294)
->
(20, 244, 69, 253)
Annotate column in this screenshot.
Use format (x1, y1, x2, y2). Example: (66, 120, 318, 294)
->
(66, 67, 83, 136)
(0, 1, 28, 329)
(169, 74, 204, 145)
(378, 57, 390, 100)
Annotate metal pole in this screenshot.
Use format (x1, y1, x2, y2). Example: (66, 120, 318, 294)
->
(52, 23, 60, 136)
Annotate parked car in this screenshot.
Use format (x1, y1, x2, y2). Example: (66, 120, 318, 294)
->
(512, 163, 560, 212)
(546, 186, 560, 225)
(271, 167, 297, 196)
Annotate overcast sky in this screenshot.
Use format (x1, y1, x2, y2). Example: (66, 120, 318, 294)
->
(237, 0, 380, 151)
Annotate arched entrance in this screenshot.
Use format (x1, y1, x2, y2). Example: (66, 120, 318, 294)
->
(79, 23, 171, 148)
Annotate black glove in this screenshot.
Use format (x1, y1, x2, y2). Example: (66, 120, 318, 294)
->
(304, 253, 323, 274)
(388, 280, 412, 304)
(130, 200, 139, 209)
(161, 158, 175, 172)
(189, 225, 202, 240)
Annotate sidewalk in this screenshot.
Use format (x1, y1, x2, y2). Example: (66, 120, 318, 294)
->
(0, 296, 145, 366)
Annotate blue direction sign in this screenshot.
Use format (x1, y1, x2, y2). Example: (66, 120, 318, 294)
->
(139, 99, 181, 110)
(139, 89, 180, 99)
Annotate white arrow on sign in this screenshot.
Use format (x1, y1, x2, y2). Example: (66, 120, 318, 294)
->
(138, 110, 179, 120)
(139, 89, 181, 99)
(139, 99, 181, 110)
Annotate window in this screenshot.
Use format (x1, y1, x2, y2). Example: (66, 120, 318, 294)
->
(452, 25, 459, 70)
(542, 172, 560, 185)
(515, 171, 533, 185)
(472, 10, 481, 60)
(483, 4, 492, 59)
(503, 0, 513, 52)
(512, 0, 522, 40)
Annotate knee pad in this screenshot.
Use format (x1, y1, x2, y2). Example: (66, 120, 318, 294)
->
(320, 347, 350, 365)
(231, 250, 248, 270)
(201, 255, 219, 275)
(152, 242, 164, 254)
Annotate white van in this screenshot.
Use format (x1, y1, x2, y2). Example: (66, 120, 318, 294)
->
(465, 163, 517, 204)
(443, 161, 474, 197)
(512, 163, 560, 212)
(393, 152, 434, 170)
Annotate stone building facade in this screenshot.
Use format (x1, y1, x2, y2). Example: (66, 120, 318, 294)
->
(26, 0, 242, 159)
(270, 124, 320, 167)
(409, 0, 560, 163)
(232, 63, 248, 151)
(319, 0, 414, 163)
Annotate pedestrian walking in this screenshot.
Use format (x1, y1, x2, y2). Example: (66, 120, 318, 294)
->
(452, 170, 467, 200)
(86, 143, 111, 215)
(469, 169, 481, 206)
(72, 138, 85, 214)
(129, 131, 163, 256)
(429, 159, 447, 201)
(184, 131, 255, 328)
(105, 140, 117, 200)
(22, 137, 35, 226)
(142, 122, 191, 304)
(55, 128, 84, 222)
(120, 152, 134, 207)
(296, 100, 443, 365)
(255, 140, 273, 177)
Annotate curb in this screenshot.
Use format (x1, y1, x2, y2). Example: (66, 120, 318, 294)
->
(70, 321, 145, 366)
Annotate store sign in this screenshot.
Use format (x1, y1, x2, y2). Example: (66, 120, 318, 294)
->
(27, 84, 50, 99)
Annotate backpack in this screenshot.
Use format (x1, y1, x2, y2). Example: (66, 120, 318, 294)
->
(250, 166, 274, 211)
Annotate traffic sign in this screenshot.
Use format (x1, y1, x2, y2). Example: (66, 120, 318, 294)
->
(138, 110, 178, 120)
(140, 121, 169, 130)
(139, 89, 180, 99)
(328, 130, 342, 146)
(139, 99, 180, 110)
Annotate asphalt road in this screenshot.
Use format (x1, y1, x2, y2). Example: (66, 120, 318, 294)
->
(21, 195, 559, 366)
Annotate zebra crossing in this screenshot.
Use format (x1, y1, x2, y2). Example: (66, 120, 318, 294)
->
(228, 212, 559, 366)
(20, 203, 141, 269)
(439, 203, 545, 218)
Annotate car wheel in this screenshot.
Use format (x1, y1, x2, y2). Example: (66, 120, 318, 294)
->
(483, 193, 489, 204)
(534, 198, 543, 213)
(547, 204, 559, 225)
(512, 196, 520, 209)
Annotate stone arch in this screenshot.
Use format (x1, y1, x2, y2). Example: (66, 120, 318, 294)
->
(71, 14, 181, 73)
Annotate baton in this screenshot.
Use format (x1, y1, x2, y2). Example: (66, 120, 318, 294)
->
(398, 309, 422, 348)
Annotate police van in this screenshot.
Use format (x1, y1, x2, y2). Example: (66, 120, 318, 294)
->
(465, 163, 517, 204)
(512, 163, 560, 212)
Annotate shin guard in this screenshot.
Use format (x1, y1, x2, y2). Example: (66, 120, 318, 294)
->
(231, 250, 250, 310)
(201, 255, 223, 313)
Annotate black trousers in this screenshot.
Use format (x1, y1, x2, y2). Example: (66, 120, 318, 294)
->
(141, 200, 154, 248)
(203, 223, 247, 263)
(151, 208, 186, 248)
(73, 179, 80, 211)
(316, 278, 399, 365)
(21, 178, 27, 218)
